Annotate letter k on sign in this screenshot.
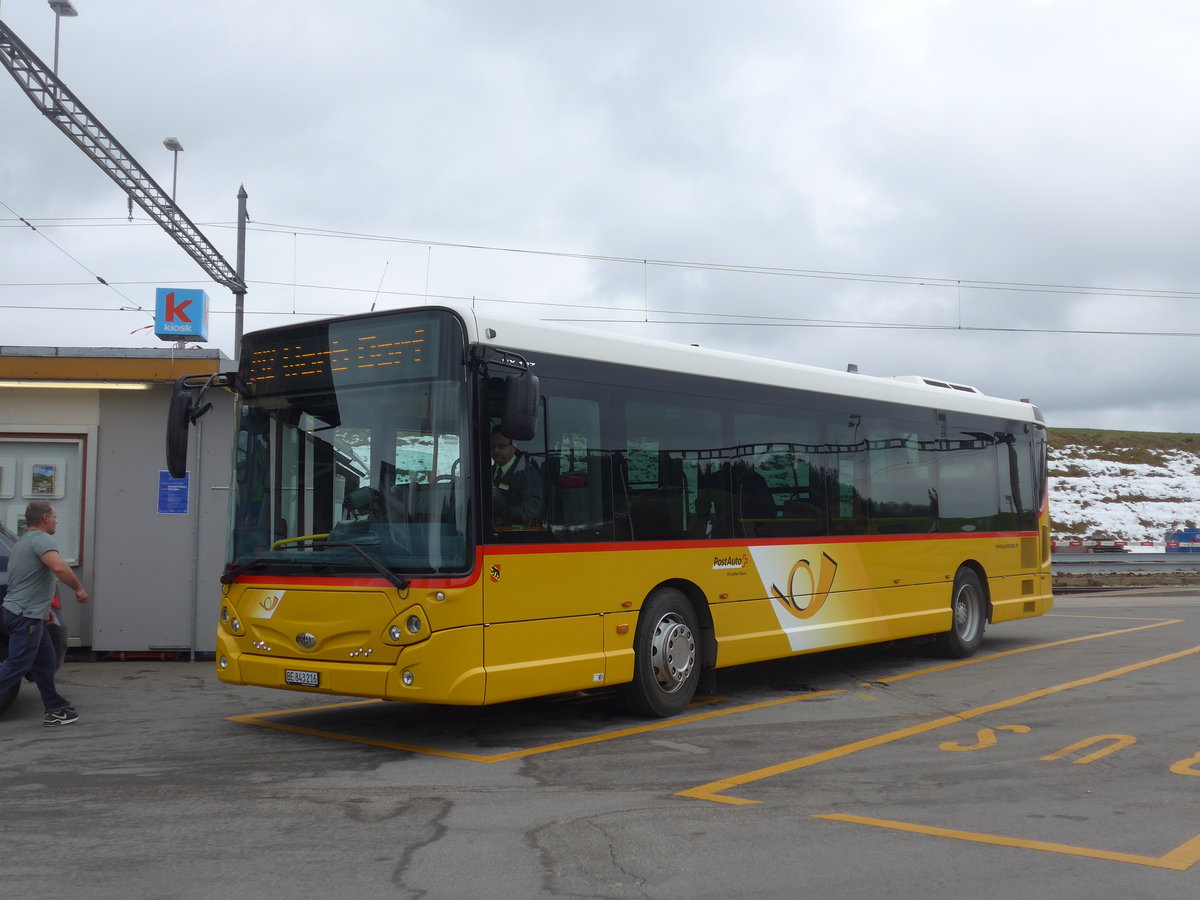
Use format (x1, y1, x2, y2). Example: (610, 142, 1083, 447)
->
(164, 291, 192, 323)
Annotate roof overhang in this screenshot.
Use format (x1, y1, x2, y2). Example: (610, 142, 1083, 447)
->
(0, 346, 227, 385)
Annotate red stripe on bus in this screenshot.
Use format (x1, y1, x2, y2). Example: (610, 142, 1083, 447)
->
(481, 530, 1039, 556)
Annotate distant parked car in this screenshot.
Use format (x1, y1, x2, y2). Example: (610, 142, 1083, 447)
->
(1087, 533, 1128, 553)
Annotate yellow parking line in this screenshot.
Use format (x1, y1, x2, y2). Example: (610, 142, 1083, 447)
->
(227, 711, 488, 761)
(874, 619, 1180, 685)
(228, 617, 1183, 762)
(227, 689, 846, 762)
(814, 814, 1200, 872)
(227, 698, 380, 719)
(677, 644, 1200, 804)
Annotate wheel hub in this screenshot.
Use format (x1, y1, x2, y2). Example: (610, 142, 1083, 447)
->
(954, 584, 980, 638)
(650, 614, 695, 692)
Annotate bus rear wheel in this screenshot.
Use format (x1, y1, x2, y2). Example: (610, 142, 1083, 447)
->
(621, 587, 700, 718)
(935, 568, 986, 658)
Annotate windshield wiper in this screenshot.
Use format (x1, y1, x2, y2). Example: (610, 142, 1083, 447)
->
(325, 541, 410, 590)
(220, 539, 410, 590)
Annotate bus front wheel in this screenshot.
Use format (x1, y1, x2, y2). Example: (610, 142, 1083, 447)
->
(935, 568, 986, 658)
(621, 587, 701, 718)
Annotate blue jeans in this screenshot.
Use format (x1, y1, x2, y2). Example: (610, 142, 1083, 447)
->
(0, 608, 71, 712)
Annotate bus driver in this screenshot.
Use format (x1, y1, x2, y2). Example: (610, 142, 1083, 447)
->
(489, 426, 544, 528)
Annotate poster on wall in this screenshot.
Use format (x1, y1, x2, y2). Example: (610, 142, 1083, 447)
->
(0, 456, 14, 498)
(30, 463, 57, 496)
(158, 470, 190, 515)
(23, 457, 66, 499)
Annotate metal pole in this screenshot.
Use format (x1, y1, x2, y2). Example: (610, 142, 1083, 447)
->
(189, 414, 203, 663)
(171, 151, 178, 203)
(52, 12, 60, 74)
(234, 185, 247, 369)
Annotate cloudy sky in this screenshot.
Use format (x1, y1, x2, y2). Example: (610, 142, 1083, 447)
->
(3, 0, 1200, 432)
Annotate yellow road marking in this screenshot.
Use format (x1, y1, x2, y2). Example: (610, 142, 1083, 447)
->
(677, 644, 1200, 804)
(814, 814, 1200, 872)
(229, 617, 1182, 762)
(227, 689, 846, 762)
(1041, 734, 1137, 765)
(1169, 752, 1200, 777)
(939, 724, 1030, 752)
(872, 618, 1180, 685)
(228, 698, 380, 719)
(228, 612, 1200, 867)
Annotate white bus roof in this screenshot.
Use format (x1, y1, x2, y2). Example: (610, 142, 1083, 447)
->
(444, 303, 1042, 424)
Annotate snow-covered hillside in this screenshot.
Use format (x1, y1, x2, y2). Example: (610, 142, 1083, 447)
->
(1048, 438, 1200, 542)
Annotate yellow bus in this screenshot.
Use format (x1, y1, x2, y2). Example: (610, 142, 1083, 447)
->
(168, 303, 1051, 717)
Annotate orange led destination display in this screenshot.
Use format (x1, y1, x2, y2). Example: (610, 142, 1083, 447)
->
(242, 314, 443, 395)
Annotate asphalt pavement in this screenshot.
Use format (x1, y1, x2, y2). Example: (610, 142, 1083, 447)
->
(2, 587, 1198, 899)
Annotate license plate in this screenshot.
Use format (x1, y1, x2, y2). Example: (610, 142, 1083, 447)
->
(284, 669, 320, 687)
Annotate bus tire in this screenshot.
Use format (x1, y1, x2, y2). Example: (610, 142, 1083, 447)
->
(935, 568, 986, 658)
(621, 587, 701, 718)
(0, 634, 18, 717)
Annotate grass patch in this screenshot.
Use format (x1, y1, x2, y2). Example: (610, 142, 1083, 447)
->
(1051, 428, 1200, 464)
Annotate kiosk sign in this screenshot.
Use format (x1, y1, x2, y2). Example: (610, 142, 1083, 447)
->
(155, 288, 209, 341)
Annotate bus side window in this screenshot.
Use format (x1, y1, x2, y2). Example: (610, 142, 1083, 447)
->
(867, 420, 938, 535)
(690, 458, 730, 539)
(937, 429, 999, 532)
(733, 455, 775, 538)
(831, 455, 868, 535)
(544, 396, 612, 541)
(622, 399, 722, 542)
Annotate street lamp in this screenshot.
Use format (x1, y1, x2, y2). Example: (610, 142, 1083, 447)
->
(163, 137, 184, 204)
(47, 0, 78, 77)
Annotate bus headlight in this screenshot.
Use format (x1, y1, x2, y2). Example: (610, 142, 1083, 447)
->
(384, 605, 428, 645)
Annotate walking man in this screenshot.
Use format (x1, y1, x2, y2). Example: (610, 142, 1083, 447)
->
(0, 501, 89, 726)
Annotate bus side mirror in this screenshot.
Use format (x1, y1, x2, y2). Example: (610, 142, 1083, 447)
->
(166, 379, 195, 478)
(502, 372, 540, 442)
(165, 376, 216, 478)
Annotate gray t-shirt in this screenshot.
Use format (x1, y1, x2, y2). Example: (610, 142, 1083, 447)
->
(2, 529, 58, 619)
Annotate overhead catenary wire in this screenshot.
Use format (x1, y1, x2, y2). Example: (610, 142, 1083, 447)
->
(0, 201, 150, 318)
(5, 212, 1200, 338)
(6, 213, 1200, 302)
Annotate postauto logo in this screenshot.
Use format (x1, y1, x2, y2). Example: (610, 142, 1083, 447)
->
(713, 553, 750, 571)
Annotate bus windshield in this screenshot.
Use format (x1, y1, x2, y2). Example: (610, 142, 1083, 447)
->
(227, 311, 471, 577)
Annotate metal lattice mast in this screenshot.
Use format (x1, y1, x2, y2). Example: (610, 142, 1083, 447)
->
(0, 18, 245, 294)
